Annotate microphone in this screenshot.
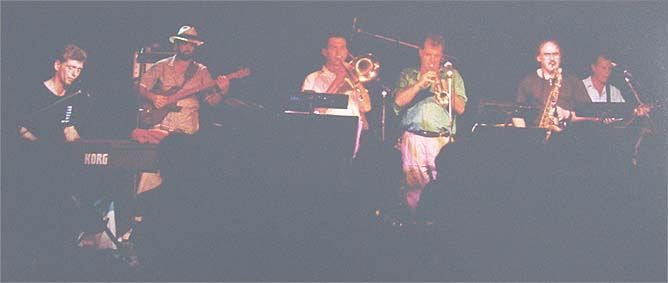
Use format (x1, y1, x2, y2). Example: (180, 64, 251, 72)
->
(352, 17, 358, 33)
(71, 80, 91, 97)
(609, 60, 633, 78)
(443, 61, 454, 78)
(349, 17, 358, 42)
(623, 69, 633, 78)
(72, 79, 94, 99)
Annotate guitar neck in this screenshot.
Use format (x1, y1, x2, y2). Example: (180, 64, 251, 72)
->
(164, 69, 249, 101)
(166, 81, 218, 102)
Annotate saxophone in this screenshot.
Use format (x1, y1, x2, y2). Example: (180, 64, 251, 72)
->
(538, 69, 563, 142)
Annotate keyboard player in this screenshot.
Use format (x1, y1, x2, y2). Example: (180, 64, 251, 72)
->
(11, 44, 92, 280)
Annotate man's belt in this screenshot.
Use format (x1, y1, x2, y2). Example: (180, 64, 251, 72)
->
(407, 129, 450, 138)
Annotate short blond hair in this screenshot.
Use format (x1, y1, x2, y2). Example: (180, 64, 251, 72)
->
(59, 44, 87, 63)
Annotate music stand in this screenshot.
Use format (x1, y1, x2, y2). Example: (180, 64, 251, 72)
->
(283, 92, 349, 114)
(574, 102, 633, 120)
(476, 99, 539, 127)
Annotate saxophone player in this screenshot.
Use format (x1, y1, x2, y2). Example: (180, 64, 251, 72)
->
(393, 33, 467, 219)
(512, 40, 588, 128)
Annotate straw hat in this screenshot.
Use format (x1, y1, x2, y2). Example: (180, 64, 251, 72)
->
(169, 25, 204, 46)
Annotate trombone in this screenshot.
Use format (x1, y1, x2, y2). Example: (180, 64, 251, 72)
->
(341, 53, 380, 90)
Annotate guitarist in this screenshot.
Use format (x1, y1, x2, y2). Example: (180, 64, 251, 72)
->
(138, 25, 229, 134)
(580, 53, 651, 124)
(135, 25, 230, 197)
(579, 52, 653, 166)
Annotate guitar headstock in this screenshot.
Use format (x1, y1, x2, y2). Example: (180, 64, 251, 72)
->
(226, 67, 251, 80)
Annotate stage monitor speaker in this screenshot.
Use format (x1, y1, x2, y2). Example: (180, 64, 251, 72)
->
(132, 48, 175, 79)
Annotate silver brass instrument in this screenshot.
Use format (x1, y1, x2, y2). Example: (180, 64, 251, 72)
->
(432, 70, 447, 105)
(432, 62, 453, 106)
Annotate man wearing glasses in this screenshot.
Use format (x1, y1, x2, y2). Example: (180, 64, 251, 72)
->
(512, 40, 588, 128)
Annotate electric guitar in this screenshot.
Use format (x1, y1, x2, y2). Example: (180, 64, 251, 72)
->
(139, 67, 250, 126)
(575, 100, 662, 128)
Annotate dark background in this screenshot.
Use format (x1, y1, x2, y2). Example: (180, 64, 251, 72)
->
(2, 1, 666, 139)
(2, 1, 667, 282)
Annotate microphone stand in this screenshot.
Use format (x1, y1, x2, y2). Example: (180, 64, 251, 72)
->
(354, 26, 459, 61)
(356, 28, 420, 50)
(20, 89, 85, 124)
(379, 85, 391, 143)
(446, 70, 454, 143)
(622, 70, 657, 167)
(623, 71, 656, 133)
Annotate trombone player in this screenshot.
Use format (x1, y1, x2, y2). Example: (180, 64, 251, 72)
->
(393, 33, 467, 219)
(302, 33, 372, 158)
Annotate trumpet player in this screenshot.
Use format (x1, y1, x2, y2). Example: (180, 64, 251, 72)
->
(302, 33, 371, 158)
(393, 33, 467, 217)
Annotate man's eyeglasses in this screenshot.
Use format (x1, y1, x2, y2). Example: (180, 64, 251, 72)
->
(541, 52, 560, 58)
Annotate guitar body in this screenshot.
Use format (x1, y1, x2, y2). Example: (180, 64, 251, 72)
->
(139, 102, 182, 126)
(139, 86, 182, 126)
(138, 67, 251, 127)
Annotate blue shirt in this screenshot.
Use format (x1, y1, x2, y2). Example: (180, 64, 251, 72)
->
(393, 67, 467, 134)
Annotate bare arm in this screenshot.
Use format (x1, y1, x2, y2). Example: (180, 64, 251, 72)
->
(355, 84, 372, 113)
(512, 117, 526, 128)
(203, 75, 230, 107)
(139, 84, 169, 109)
(395, 72, 432, 107)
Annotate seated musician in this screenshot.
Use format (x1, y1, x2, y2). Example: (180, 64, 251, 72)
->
(136, 25, 230, 194)
(13, 44, 90, 280)
(301, 33, 372, 159)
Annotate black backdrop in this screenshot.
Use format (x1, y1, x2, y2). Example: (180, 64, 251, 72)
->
(2, 2, 667, 281)
(2, 1, 666, 139)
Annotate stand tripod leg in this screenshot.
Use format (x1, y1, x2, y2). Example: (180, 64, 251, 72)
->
(101, 217, 141, 267)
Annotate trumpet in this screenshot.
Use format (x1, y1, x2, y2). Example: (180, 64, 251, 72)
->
(430, 61, 455, 106)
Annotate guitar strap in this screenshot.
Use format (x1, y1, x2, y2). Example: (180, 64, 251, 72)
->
(605, 83, 611, 103)
(173, 60, 199, 95)
(151, 60, 199, 96)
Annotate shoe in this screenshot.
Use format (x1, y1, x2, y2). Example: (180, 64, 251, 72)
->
(77, 232, 98, 248)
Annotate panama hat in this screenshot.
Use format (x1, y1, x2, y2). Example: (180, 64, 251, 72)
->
(169, 25, 204, 46)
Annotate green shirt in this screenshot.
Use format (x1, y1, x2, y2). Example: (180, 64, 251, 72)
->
(393, 67, 467, 134)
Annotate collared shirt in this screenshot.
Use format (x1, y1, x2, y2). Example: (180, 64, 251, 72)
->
(392, 67, 467, 135)
(140, 55, 216, 134)
(582, 76, 625, 103)
(301, 65, 360, 118)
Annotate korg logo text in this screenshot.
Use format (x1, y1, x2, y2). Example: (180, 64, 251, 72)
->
(84, 153, 109, 165)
